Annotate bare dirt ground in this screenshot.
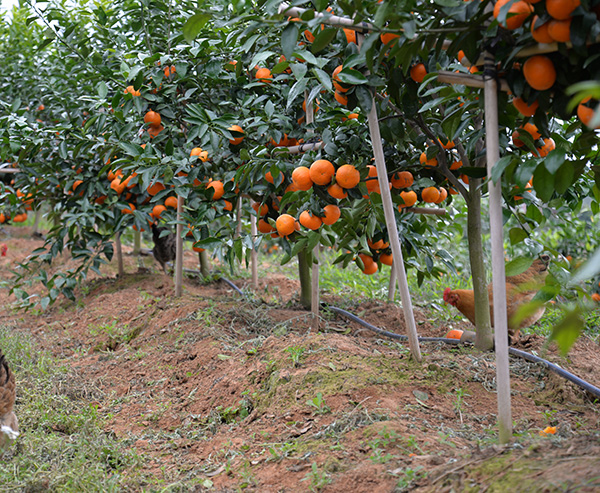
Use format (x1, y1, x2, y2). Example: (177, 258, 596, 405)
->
(1, 226, 599, 492)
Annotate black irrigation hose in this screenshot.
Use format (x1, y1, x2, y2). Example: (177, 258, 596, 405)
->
(327, 304, 600, 400)
(218, 277, 600, 399)
(508, 347, 600, 399)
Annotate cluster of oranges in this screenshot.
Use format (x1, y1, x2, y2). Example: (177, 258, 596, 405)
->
(492, 0, 599, 129)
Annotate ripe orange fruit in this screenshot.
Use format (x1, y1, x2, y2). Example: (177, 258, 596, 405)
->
(592, 293, 600, 302)
(275, 213, 296, 237)
(165, 196, 178, 208)
(391, 171, 414, 189)
(190, 147, 209, 161)
(445, 329, 464, 339)
(111, 178, 126, 195)
(336, 164, 360, 189)
(546, 0, 580, 19)
(309, 159, 335, 186)
(343, 28, 357, 44)
(439, 139, 455, 150)
(450, 160, 463, 170)
(252, 202, 269, 216)
(122, 203, 136, 214)
(299, 210, 322, 230)
(222, 200, 233, 212)
(420, 151, 438, 167)
(144, 110, 161, 126)
(399, 190, 418, 209)
(421, 186, 441, 203)
(358, 253, 378, 275)
(125, 85, 141, 96)
(332, 65, 349, 93)
(94, 195, 107, 205)
(379, 252, 393, 266)
(512, 123, 541, 147)
(291, 166, 313, 191)
(410, 63, 427, 83)
(434, 187, 448, 204)
(533, 138, 555, 157)
(531, 16, 554, 43)
(577, 97, 599, 129)
(523, 56, 556, 91)
(327, 183, 348, 199)
(367, 238, 389, 250)
(192, 245, 205, 253)
(493, 0, 533, 29)
(258, 218, 274, 234)
(512, 97, 539, 117)
(207, 180, 225, 200)
(334, 91, 348, 106)
(152, 204, 166, 218)
(547, 18, 571, 42)
(380, 32, 400, 46)
(265, 170, 282, 184)
(228, 124, 244, 145)
(0, 213, 6, 223)
(365, 165, 381, 193)
(148, 124, 164, 138)
(147, 182, 166, 196)
(255, 67, 273, 83)
(321, 204, 341, 225)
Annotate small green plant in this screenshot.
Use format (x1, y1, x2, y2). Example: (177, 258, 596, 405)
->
(285, 345, 305, 367)
(301, 462, 331, 492)
(452, 387, 470, 424)
(394, 466, 426, 491)
(306, 392, 330, 415)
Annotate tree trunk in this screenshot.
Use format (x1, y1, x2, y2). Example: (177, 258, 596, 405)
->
(466, 184, 494, 351)
(133, 229, 141, 255)
(297, 249, 312, 309)
(198, 249, 210, 278)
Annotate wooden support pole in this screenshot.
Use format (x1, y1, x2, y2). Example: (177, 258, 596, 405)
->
(274, 141, 325, 155)
(174, 196, 184, 297)
(250, 211, 259, 289)
(235, 197, 243, 239)
(367, 97, 422, 362)
(304, 90, 320, 329)
(483, 53, 512, 443)
(133, 229, 141, 255)
(115, 232, 124, 277)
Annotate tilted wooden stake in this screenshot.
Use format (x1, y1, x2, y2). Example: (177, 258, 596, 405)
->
(115, 232, 124, 277)
(367, 98, 422, 362)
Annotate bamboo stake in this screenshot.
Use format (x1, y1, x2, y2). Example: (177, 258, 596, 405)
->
(437, 71, 510, 92)
(483, 53, 512, 444)
(174, 195, 184, 297)
(367, 96, 422, 361)
(115, 232, 124, 277)
(250, 212, 259, 289)
(0, 168, 19, 174)
(235, 197, 243, 239)
(275, 141, 325, 154)
(305, 90, 320, 330)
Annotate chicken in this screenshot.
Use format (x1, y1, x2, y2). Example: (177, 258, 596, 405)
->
(0, 244, 7, 257)
(443, 255, 550, 338)
(0, 349, 18, 451)
(151, 223, 177, 274)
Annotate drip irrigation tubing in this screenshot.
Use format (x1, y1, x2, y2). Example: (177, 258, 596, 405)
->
(218, 277, 600, 399)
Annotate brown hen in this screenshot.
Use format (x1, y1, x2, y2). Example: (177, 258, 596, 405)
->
(0, 349, 18, 451)
(443, 256, 550, 338)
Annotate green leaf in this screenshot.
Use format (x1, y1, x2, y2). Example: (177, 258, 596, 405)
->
(554, 161, 575, 194)
(355, 85, 373, 114)
(490, 156, 512, 184)
(505, 257, 533, 277)
(311, 28, 337, 54)
(97, 81, 108, 100)
(549, 310, 584, 356)
(287, 78, 308, 110)
(509, 227, 528, 245)
(338, 68, 368, 85)
(281, 23, 299, 60)
(183, 13, 211, 42)
(312, 68, 332, 92)
(532, 164, 554, 202)
(543, 149, 565, 174)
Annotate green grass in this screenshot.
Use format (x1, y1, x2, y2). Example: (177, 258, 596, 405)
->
(0, 325, 143, 492)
